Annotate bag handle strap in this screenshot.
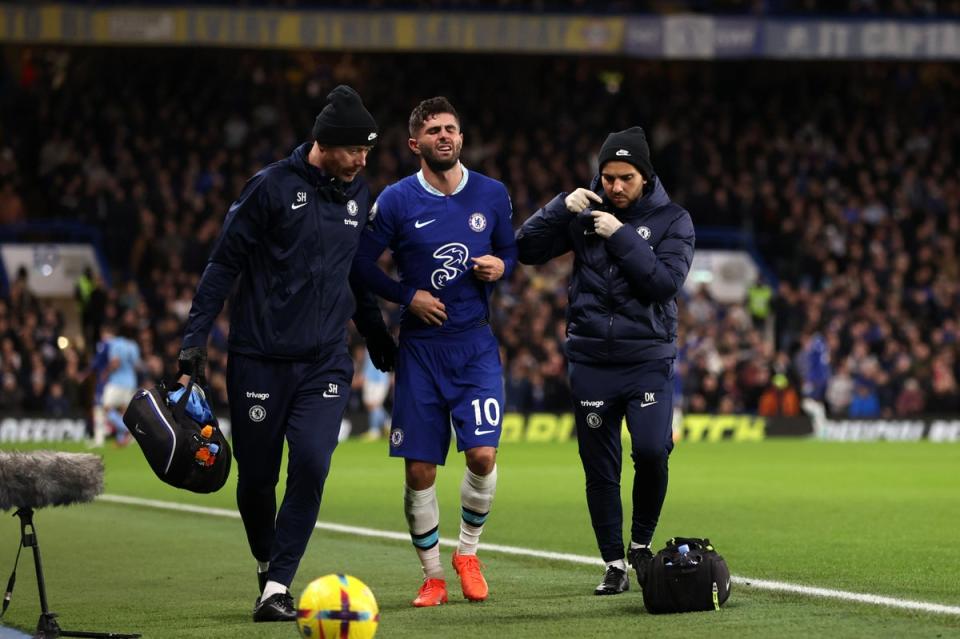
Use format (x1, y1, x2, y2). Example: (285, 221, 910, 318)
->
(171, 376, 223, 437)
(667, 537, 713, 551)
(170, 376, 196, 425)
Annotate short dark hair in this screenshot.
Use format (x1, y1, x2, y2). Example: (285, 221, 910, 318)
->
(408, 97, 460, 137)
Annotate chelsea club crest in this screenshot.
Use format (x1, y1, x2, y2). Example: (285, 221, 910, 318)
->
(346, 200, 359, 216)
(468, 212, 487, 232)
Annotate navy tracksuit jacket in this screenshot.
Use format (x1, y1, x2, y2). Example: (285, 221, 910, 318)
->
(517, 176, 695, 561)
(182, 142, 385, 586)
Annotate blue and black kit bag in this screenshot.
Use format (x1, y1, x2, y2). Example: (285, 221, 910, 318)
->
(641, 537, 731, 614)
(122, 377, 231, 494)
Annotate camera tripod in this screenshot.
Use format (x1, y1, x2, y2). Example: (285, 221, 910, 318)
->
(5, 507, 140, 639)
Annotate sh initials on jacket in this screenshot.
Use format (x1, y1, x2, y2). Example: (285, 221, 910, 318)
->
(322, 383, 340, 399)
(292, 191, 308, 209)
(415, 219, 437, 229)
(640, 392, 657, 408)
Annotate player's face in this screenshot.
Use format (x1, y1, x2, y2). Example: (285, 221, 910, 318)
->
(321, 145, 372, 182)
(600, 161, 645, 208)
(410, 113, 463, 172)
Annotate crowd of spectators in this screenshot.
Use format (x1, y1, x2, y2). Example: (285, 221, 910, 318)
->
(1, 47, 958, 428)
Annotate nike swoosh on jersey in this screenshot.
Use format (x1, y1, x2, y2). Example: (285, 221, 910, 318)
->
(414, 219, 437, 228)
(291, 201, 308, 210)
(474, 428, 496, 436)
(640, 401, 658, 408)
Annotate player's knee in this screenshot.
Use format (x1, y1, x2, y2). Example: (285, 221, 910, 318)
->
(405, 461, 437, 489)
(465, 447, 496, 475)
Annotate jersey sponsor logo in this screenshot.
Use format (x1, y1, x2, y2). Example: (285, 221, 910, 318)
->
(616, 149, 630, 156)
(322, 383, 340, 399)
(641, 392, 657, 408)
(580, 399, 604, 408)
(246, 391, 270, 400)
(468, 212, 487, 232)
(586, 412, 603, 428)
(346, 199, 359, 216)
(343, 218, 359, 227)
(249, 405, 266, 422)
(431, 242, 470, 289)
(637, 226, 651, 240)
(390, 428, 404, 447)
(292, 191, 308, 210)
(414, 218, 436, 229)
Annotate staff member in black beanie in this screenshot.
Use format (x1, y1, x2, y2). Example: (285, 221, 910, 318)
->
(178, 85, 397, 622)
(516, 126, 695, 596)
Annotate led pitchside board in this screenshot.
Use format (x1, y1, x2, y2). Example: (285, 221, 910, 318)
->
(2, 7, 959, 59)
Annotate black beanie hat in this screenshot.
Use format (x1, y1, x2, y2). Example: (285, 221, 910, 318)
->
(312, 85, 378, 147)
(597, 126, 653, 181)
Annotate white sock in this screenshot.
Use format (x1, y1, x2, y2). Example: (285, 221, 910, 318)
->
(404, 484, 443, 579)
(606, 559, 627, 571)
(261, 580, 287, 600)
(458, 465, 497, 556)
(630, 542, 650, 551)
(92, 405, 106, 447)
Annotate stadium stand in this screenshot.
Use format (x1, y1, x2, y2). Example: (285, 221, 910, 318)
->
(36, 0, 960, 15)
(0, 47, 958, 428)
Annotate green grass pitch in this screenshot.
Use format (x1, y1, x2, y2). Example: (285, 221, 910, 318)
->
(1, 439, 959, 638)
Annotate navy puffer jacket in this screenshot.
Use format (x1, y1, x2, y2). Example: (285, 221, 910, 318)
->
(516, 176, 695, 365)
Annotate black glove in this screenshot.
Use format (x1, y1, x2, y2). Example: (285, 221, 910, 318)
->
(365, 330, 397, 373)
(177, 347, 208, 384)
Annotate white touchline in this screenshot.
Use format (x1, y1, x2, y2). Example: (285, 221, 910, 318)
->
(98, 494, 960, 617)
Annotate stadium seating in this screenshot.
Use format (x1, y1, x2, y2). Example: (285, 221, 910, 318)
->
(1, 49, 957, 422)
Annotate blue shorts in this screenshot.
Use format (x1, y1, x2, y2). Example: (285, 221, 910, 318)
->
(390, 326, 503, 465)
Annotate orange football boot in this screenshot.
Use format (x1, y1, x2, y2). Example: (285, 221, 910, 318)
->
(412, 578, 448, 607)
(452, 552, 488, 602)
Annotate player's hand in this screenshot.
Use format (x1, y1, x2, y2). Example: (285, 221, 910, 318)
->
(409, 290, 447, 326)
(471, 255, 505, 282)
(177, 347, 207, 385)
(564, 188, 603, 214)
(591, 211, 624, 239)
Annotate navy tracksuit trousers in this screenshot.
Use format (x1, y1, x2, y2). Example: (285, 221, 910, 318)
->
(569, 358, 675, 563)
(227, 351, 353, 587)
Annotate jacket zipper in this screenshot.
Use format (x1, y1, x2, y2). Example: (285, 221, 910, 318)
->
(606, 264, 615, 358)
(315, 185, 325, 359)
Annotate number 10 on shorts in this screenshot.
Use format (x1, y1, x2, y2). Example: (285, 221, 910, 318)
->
(471, 398, 501, 428)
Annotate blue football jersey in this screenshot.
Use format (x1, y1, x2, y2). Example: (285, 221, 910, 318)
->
(106, 336, 141, 389)
(354, 166, 517, 336)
